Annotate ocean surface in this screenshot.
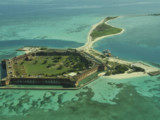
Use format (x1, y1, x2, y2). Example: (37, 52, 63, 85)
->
(94, 15, 160, 64)
(0, 0, 160, 119)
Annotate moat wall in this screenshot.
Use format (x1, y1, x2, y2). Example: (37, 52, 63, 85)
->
(9, 78, 76, 86)
(75, 66, 98, 86)
(75, 65, 105, 86)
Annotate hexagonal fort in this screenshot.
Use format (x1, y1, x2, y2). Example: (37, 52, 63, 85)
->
(1, 48, 106, 88)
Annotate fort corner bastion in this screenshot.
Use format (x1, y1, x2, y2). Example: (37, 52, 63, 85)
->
(0, 48, 106, 89)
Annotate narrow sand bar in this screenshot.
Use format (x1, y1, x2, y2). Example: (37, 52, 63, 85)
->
(77, 16, 125, 51)
(78, 16, 159, 79)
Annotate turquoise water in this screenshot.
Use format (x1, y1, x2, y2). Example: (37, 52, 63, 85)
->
(94, 15, 160, 64)
(0, 0, 160, 119)
(1, 76, 160, 120)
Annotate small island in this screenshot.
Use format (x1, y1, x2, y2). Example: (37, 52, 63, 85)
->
(77, 16, 125, 52)
(90, 17, 122, 40)
(0, 16, 160, 90)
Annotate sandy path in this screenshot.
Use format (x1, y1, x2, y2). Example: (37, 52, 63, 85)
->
(77, 17, 124, 51)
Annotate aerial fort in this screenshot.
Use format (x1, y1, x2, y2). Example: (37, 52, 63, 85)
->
(1, 16, 159, 89)
(0, 48, 106, 89)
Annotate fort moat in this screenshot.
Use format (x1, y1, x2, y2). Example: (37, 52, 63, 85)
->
(0, 48, 106, 89)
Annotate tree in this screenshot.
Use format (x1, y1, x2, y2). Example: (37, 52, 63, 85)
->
(42, 60, 47, 64)
(57, 65, 63, 70)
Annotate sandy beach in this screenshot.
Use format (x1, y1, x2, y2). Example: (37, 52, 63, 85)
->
(102, 72, 148, 79)
(19, 47, 41, 54)
(77, 17, 125, 51)
(77, 16, 159, 79)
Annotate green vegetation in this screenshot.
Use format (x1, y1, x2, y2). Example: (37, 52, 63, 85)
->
(90, 17, 122, 40)
(105, 64, 129, 76)
(105, 61, 145, 76)
(113, 65, 129, 74)
(13, 55, 92, 78)
(91, 23, 122, 40)
(131, 66, 145, 72)
(105, 16, 117, 21)
(40, 47, 48, 50)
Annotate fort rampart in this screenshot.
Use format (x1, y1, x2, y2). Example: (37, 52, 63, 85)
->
(75, 66, 99, 86)
(0, 49, 106, 88)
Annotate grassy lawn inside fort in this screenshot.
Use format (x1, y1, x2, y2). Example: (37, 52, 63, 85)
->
(13, 55, 92, 77)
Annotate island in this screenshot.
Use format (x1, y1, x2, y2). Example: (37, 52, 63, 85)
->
(0, 16, 160, 90)
(1, 48, 106, 89)
(90, 17, 122, 40)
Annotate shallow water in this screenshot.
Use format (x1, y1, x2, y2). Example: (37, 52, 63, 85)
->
(94, 15, 160, 64)
(0, 76, 160, 120)
(0, 0, 160, 119)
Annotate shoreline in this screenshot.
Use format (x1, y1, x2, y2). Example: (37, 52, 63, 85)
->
(77, 16, 125, 51)
(17, 16, 160, 80)
(102, 72, 148, 79)
(78, 16, 159, 79)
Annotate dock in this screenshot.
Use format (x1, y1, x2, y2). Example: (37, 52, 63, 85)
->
(148, 71, 160, 76)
